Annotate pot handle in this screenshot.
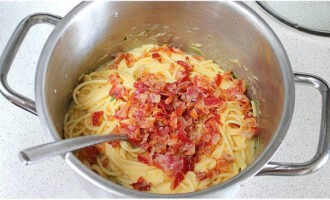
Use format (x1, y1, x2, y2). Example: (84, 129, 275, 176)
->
(258, 72, 330, 176)
(0, 13, 62, 115)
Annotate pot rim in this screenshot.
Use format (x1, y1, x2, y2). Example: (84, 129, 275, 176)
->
(35, 1, 295, 197)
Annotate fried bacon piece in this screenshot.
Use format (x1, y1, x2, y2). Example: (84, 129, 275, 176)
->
(109, 84, 125, 99)
(124, 53, 134, 67)
(112, 52, 124, 69)
(197, 158, 233, 181)
(152, 52, 162, 63)
(91, 111, 104, 126)
(131, 177, 152, 191)
(78, 146, 99, 164)
(154, 154, 195, 189)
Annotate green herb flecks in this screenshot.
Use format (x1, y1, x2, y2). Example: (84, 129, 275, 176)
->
(253, 133, 259, 156)
(232, 72, 239, 79)
(251, 99, 258, 117)
(190, 43, 203, 55)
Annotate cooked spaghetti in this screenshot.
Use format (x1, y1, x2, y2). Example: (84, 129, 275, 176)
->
(64, 44, 258, 194)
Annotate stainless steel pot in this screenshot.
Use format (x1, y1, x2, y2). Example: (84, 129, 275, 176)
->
(0, 1, 329, 198)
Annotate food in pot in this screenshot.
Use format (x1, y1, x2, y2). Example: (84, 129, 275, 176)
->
(63, 44, 258, 194)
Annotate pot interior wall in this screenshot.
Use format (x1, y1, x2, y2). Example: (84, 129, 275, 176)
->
(45, 1, 284, 165)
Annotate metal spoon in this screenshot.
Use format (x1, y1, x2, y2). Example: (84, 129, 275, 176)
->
(19, 134, 127, 165)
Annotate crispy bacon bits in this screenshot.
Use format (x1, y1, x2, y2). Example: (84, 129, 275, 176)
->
(215, 74, 223, 86)
(111, 71, 226, 188)
(196, 158, 232, 181)
(91, 111, 104, 126)
(152, 52, 162, 63)
(125, 53, 134, 67)
(131, 177, 152, 191)
(112, 52, 124, 69)
(78, 146, 99, 164)
(104, 45, 258, 190)
(154, 155, 195, 189)
(176, 60, 193, 72)
(108, 141, 120, 148)
(109, 84, 125, 99)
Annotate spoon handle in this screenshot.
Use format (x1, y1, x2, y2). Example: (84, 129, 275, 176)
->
(19, 134, 127, 165)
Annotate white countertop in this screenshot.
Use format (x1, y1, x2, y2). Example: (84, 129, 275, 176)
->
(0, 1, 329, 198)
